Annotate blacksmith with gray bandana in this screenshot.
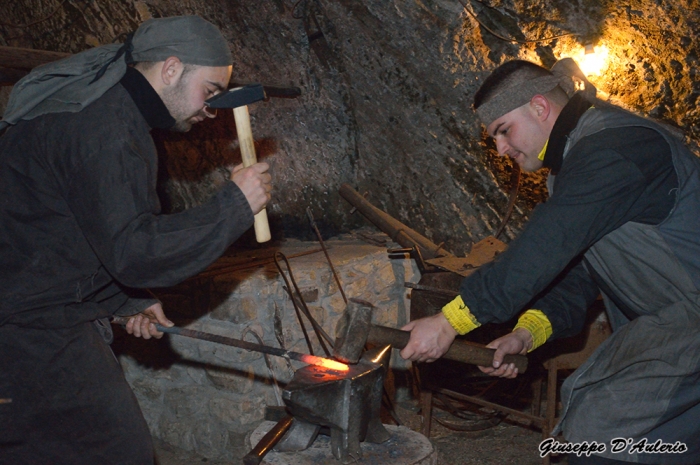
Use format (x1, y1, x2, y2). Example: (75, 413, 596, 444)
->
(401, 60, 700, 464)
(0, 16, 271, 464)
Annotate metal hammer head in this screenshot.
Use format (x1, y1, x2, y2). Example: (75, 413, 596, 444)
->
(205, 83, 266, 109)
(333, 298, 374, 364)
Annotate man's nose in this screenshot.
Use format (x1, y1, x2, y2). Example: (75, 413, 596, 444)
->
(495, 138, 509, 156)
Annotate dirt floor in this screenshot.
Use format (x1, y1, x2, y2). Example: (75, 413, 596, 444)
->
(153, 392, 567, 465)
(153, 421, 555, 465)
(152, 342, 571, 465)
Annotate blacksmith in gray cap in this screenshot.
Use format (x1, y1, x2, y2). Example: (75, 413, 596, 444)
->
(0, 16, 271, 464)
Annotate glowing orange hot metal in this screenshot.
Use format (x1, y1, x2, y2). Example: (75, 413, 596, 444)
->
(299, 354, 349, 372)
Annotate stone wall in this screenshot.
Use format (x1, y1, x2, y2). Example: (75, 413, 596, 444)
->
(116, 238, 420, 461)
(4, 1, 699, 254)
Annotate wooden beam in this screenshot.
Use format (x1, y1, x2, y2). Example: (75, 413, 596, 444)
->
(0, 46, 70, 71)
(0, 67, 28, 86)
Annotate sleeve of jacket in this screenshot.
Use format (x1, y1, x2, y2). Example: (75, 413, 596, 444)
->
(63, 131, 254, 289)
(459, 136, 657, 332)
(112, 287, 160, 317)
(527, 257, 600, 339)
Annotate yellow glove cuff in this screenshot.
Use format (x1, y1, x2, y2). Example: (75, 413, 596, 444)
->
(514, 309, 553, 352)
(442, 295, 481, 335)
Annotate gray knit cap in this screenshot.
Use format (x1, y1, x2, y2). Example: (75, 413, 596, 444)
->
(0, 15, 232, 130)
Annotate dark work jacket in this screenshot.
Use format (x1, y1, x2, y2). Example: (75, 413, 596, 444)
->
(459, 94, 677, 338)
(0, 73, 253, 329)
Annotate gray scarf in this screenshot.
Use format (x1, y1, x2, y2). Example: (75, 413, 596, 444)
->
(1, 15, 232, 130)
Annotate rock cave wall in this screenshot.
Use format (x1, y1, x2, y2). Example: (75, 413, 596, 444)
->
(1, 0, 699, 254)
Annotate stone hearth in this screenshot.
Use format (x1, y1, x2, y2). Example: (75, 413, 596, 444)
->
(115, 235, 419, 461)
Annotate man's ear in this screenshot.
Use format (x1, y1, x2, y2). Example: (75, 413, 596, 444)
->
(530, 95, 551, 122)
(161, 56, 184, 87)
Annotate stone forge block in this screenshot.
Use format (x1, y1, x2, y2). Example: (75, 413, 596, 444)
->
(122, 240, 419, 461)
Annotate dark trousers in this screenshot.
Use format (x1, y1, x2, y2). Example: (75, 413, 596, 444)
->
(0, 322, 153, 465)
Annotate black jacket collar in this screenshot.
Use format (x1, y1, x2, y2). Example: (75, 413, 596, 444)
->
(119, 67, 175, 130)
(543, 93, 593, 175)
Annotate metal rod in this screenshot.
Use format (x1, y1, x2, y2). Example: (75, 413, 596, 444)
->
(275, 252, 334, 354)
(243, 416, 294, 465)
(432, 387, 545, 427)
(111, 317, 347, 371)
(307, 207, 347, 304)
(339, 184, 453, 260)
(273, 253, 313, 355)
(193, 247, 323, 279)
(404, 281, 460, 297)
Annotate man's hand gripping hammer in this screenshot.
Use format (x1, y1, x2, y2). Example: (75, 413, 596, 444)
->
(206, 84, 271, 243)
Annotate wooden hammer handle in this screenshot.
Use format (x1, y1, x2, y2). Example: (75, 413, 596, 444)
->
(368, 325, 528, 373)
(233, 105, 271, 243)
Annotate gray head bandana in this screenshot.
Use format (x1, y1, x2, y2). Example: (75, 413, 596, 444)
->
(475, 75, 560, 128)
(475, 58, 597, 127)
(0, 15, 232, 130)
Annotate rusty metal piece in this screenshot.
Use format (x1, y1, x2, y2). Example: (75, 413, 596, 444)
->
(387, 247, 414, 254)
(273, 302, 295, 377)
(274, 418, 321, 452)
(332, 299, 528, 372)
(339, 184, 453, 260)
(425, 236, 507, 276)
(281, 345, 392, 463)
(410, 272, 463, 320)
(243, 415, 294, 465)
(275, 252, 333, 356)
(192, 247, 323, 280)
(307, 207, 347, 304)
(403, 281, 459, 298)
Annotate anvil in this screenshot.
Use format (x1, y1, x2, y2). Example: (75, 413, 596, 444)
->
(275, 345, 393, 463)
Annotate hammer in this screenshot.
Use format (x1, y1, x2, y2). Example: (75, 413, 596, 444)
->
(334, 299, 528, 373)
(206, 84, 271, 243)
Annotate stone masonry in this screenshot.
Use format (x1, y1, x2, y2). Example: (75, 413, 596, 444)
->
(118, 237, 420, 461)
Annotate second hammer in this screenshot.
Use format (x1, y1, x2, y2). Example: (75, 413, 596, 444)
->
(334, 299, 528, 373)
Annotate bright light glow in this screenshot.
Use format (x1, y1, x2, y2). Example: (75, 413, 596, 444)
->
(576, 44, 610, 77)
(301, 354, 349, 372)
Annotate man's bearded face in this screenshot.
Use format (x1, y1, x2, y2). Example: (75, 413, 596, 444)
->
(161, 65, 232, 133)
